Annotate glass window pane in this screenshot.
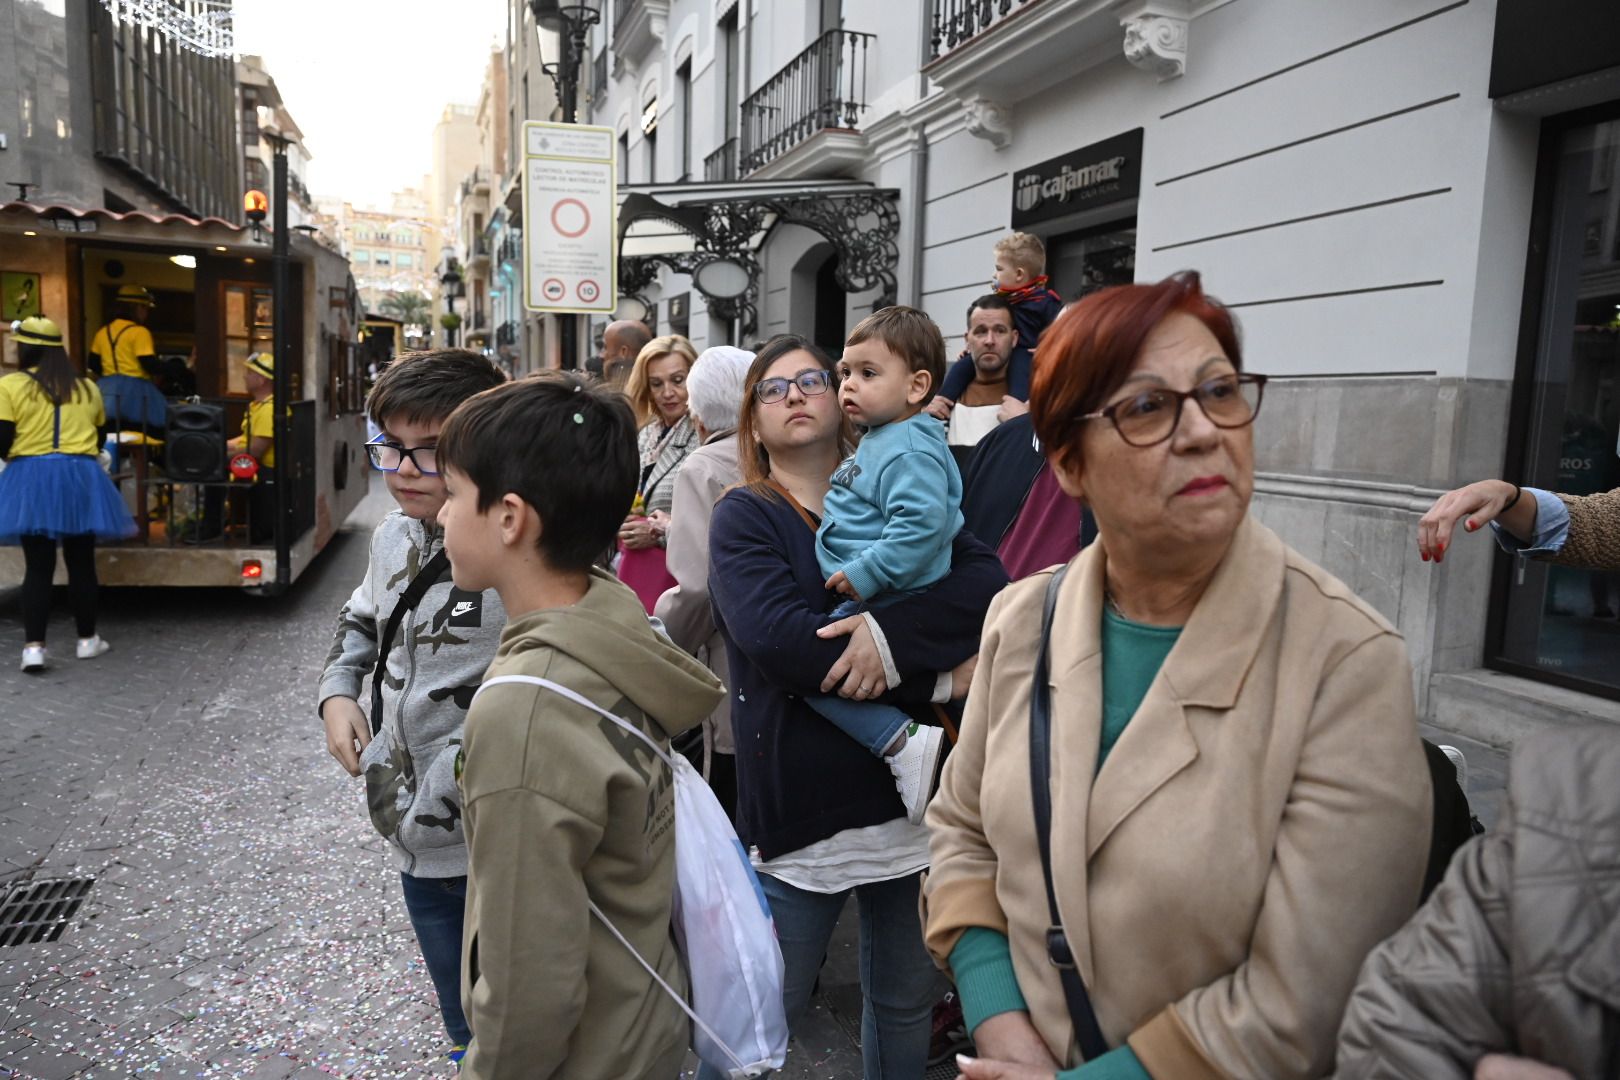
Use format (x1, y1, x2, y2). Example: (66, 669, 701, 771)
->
(1496, 117, 1620, 695)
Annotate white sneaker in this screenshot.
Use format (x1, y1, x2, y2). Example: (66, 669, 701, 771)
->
(20, 645, 45, 672)
(1439, 744, 1468, 791)
(75, 635, 110, 660)
(887, 722, 946, 825)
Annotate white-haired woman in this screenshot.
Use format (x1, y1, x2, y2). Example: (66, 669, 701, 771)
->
(655, 345, 755, 819)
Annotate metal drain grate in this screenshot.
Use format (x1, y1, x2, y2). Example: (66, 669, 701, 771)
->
(0, 877, 94, 947)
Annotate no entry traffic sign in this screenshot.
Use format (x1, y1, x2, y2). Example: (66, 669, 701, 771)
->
(522, 122, 617, 316)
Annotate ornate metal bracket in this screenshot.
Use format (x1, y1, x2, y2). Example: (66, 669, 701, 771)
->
(618, 188, 900, 340)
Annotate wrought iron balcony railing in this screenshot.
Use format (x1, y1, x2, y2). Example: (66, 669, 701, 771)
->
(704, 138, 738, 182)
(739, 29, 873, 175)
(930, 0, 1041, 60)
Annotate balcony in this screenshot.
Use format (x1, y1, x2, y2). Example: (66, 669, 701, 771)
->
(739, 29, 873, 179)
(924, 0, 1189, 148)
(704, 138, 738, 182)
(465, 234, 491, 272)
(496, 232, 521, 268)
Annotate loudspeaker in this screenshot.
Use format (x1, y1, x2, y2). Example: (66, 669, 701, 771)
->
(166, 402, 226, 482)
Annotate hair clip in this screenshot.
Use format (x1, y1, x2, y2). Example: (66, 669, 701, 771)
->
(573, 413, 584, 424)
(573, 383, 582, 392)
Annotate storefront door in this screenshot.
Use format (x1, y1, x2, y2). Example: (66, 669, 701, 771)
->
(1493, 109, 1620, 699)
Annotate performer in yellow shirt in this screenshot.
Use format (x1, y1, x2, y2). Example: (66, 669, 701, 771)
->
(90, 284, 169, 436)
(0, 316, 136, 673)
(191, 351, 277, 545)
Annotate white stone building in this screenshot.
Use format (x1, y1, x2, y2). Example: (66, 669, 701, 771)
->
(585, 0, 1620, 738)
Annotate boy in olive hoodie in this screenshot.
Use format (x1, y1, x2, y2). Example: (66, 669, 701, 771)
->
(436, 374, 724, 1080)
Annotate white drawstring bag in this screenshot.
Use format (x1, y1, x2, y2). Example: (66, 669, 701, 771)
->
(475, 675, 788, 1078)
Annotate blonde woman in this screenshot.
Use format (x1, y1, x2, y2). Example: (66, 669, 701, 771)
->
(617, 334, 698, 610)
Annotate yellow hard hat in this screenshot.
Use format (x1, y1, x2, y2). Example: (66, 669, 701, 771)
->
(116, 284, 156, 306)
(244, 351, 274, 379)
(12, 316, 63, 347)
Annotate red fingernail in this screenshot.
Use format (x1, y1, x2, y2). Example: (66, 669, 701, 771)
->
(1421, 552, 1429, 562)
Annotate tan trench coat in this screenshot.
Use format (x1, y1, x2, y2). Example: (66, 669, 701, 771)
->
(923, 516, 1433, 1078)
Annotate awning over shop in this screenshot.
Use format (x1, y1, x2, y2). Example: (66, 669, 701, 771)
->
(615, 179, 900, 337)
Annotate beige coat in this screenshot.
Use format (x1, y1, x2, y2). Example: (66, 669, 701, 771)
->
(1333, 724, 1620, 1079)
(654, 430, 740, 755)
(923, 516, 1432, 1078)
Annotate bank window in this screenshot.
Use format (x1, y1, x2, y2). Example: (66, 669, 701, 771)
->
(1493, 112, 1620, 700)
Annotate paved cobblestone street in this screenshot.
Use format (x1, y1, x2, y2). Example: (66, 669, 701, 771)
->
(0, 479, 1509, 1080)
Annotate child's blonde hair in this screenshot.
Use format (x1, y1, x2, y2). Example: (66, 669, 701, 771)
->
(994, 232, 1046, 278)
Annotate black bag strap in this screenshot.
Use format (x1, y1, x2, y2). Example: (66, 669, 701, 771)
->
(370, 548, 451, 737)
(1030, 561, 1110, 1062)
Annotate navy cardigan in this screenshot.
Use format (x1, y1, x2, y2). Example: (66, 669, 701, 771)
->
(709, 486, 1009, 860)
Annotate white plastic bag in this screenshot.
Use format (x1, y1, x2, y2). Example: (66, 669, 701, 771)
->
(475, 675, 788, 1078)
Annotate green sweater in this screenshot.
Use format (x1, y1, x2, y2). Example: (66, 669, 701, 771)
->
(951, 607, 1181, 1079)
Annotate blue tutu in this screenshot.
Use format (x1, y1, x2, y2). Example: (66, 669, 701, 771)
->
(99, 374, 169, 433)
(0, 454, 138, 544)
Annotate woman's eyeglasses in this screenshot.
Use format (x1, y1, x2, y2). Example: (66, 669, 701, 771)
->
(753, 369, 834, 405)
(365, 433, 439, 475)
(1079, 373, 1267, 448)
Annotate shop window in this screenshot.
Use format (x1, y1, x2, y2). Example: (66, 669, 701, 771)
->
(1493, 111, 1620, 699)
(1045, 218, 1136, 302)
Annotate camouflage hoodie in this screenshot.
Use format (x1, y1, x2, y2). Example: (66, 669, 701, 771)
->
(318, 509, 506, 878)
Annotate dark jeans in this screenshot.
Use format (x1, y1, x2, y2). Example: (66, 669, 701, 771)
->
(696, 871, 937, 1080)
(19, 534, 97, 642)
(399, 871, 472, 1047)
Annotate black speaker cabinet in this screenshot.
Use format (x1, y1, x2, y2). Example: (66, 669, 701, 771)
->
(166, 402, 225, 482)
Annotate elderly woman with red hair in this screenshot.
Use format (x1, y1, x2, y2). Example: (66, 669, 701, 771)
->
(922, 271, 1432, 1080)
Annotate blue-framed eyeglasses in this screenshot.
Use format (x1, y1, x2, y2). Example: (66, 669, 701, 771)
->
(366, 433, 439, 475)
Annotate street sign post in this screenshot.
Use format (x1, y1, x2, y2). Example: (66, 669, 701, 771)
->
(521, 121, 617, 317)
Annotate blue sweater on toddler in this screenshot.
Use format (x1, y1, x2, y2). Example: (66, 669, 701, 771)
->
(815, 411, 964, 604)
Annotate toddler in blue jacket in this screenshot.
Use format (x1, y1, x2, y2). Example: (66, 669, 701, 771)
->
(814, 306, 963, 824)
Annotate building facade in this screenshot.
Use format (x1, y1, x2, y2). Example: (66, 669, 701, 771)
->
(585, 0, 1620, 740)
(317, 191, 438, 321)
(0, 0, 239, 219)
(237, 55, 315, 230)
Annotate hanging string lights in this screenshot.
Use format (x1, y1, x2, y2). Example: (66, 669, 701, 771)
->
(99, 0, 235, 58)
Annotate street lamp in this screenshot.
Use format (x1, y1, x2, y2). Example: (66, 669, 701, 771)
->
(529, 0, 601, 124)
(441, 261, 465, 348)
(530, 0, 600, 371)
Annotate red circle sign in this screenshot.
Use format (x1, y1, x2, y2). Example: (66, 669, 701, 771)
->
(576, 279, 600, 304)
(541, 277, 566, 302)
(229, 453, 259, 481)
(551, 198, 591, 238)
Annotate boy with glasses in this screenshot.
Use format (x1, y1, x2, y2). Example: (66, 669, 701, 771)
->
(315, 349, 506, 1065)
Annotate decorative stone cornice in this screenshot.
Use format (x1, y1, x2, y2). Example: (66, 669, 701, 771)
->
(962, 96, 1013, 150)
(1118, 0, 1190, 81)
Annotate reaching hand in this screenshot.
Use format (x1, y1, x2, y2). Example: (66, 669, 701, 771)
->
(926, 397, 956, 421)
(953, 1055, 1056, 1080)
(824, 570, 859, 599)
(816, 615, 887, 699)
(1474, 1055, 1575, 1080)
(1417, 479, 1522, 563)
(997, 396, 1029, 423)
(321, 696, 372, 776)
(949, 653, 979, 700)
(619, 513, 660, 551)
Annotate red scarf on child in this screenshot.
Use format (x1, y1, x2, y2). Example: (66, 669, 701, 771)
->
(998, 275, 1054, 304)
